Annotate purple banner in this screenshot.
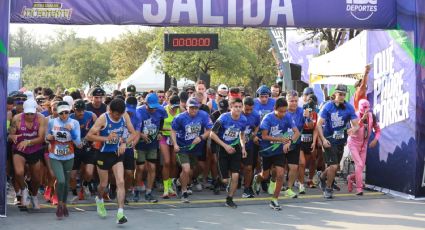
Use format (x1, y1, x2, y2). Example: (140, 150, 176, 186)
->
(0, 0, 10, 217)
(366, 30, 417, 195)
(10, 0, 396, 28)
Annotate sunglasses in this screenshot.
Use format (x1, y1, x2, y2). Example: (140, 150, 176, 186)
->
(187, 91, 194, 94)
(15, 97, 27, 101)
(59, 111, 70, 115)
(25, 113, 35, 116)
(218, 94, 227, 97)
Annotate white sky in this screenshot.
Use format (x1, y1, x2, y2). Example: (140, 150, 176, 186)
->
(10, 24, 149, 42)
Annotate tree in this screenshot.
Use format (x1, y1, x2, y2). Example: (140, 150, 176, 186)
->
(9, 28, 48, 67)
(109, 30, 156, 82)
(22, 65, 65, 90)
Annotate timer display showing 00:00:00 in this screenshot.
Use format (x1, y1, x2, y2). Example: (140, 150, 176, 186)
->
(172, 37, 211, 47)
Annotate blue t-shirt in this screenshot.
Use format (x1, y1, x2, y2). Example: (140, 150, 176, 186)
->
(172, 110, 213, 155)
(254, 98, 276, 119)
(259, 113, 295, 157)
(41, 110, 49, 117)
(135, 105, 167, 150)
(215, 112, 247, 146)
(70, 111, 95, 138)
(319, 102, 357, 145)
(286, 107, 305, 145)
(243, 110, 261, 150)
(122, 111, 141, 142)
(99, 113, 126, 153)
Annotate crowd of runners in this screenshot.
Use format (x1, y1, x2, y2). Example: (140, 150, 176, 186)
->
(5, 64, 381, 224)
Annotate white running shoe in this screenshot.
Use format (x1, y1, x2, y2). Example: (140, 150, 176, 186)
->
(31, 196, 40, 209)
(22, 188, 29, 206)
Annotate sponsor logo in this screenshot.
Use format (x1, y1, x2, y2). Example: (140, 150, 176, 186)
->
(21, 2, 73, 20)
(346, 0, 377, 21)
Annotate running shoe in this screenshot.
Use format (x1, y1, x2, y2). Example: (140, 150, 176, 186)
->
(299, 184, 306, 195)
(286, 188, 298, 198)
(193, 179, 203, 191)
(56, 204, 64, 220)
(225, 197, 237, 209)
(95, 196, 107, 218)
(70, 195, 79, 204)
(22, 188, 29, 206)
(31, 196, 40, 209)
(63, 204, 69, 217)
(78, 187, 85, 200)
(133, 190, 140, 202)
(168, 187, 177, 197)
(161, 192, 170, 199)
(145, 193, 158, 203)
(356, 191, 363, 196)
(181, 192, 189, 203)
(317, 172, 326, 192)
(242, 188, 254, 198)
(116, 211, 128, 224)
(270, 199, 282, 211)
(324, 188, 333, 199)
(51, 194, 59, 205)
(332, 180, 341, 191)
(187, 187, 193, 195)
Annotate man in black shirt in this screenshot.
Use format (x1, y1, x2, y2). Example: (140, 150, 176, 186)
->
(86, 87, 107, 118)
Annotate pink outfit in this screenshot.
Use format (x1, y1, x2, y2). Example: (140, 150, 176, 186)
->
(12, 113, 43, 154)
(347, 99, 381, 192)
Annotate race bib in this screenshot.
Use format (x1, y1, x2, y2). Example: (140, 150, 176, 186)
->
(301, 134, 313, 142)
(332, 130, 345, 140)
(223, 128, 238, 142)
(105, 137, 120, 145)
(55, 144, 71, 155)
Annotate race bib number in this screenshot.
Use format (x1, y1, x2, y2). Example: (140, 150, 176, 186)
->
(332, 130, 345, 140)
(223, 128, 238, 142)
(105, 137, 120, 145)
(301, 134, 313, 142)
(55, 144, 71, 155)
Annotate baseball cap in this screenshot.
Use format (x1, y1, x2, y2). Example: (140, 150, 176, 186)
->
(256, 85, 271, 96)
(127, 85, 136, 94)
(126, 96, 138, 113)
(218, 99, 229, 112)
(23, 100, 37, 114)
(63, 95, 74, 108)
(74, 99, 86, 111)
(24, 91, 34, 100)
(217, 84, 228, 92)
(303, 87, 314, 96)
(91, 87, 105, 97)
(206, 88, 216, 95)
(187, 98, 200, 108)
(57, 101, 71, 114)
(146, 93, 160, 109)
(169, 95, 181, 108)
(334, 84, 348, 94)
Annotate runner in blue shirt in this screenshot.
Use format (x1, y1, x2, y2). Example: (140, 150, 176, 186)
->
(252, 98, 300, 211)
(210, 98, 247, 208)
(86, 98, 138, 224)
(135, 93, 167, 203)
(317, 84, 359, 199)
(284, 90, 313, 198)
(254, 85, 276, 119)
(171, 98, 213, 203)
(241, 97, 261, 198)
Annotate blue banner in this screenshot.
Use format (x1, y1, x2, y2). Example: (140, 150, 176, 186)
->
(10, 0, 396, 28)
(0, 0, 10, 218)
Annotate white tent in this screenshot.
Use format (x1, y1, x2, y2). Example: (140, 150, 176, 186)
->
(120, 54, 165, 92)
(309, 31, 368, 85)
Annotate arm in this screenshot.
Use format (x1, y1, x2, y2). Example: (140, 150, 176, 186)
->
(312, 126, 318, 151)
(32, 114, 46, 145)
(70, 120, 82, 147)
(171, 129, 179, 152)
(85, 114, 108, 142)
(347, 119, 360, 136)
(316, 117, 330, 148)
(8, 115, 20, 143)
(261, 129, 289, 143)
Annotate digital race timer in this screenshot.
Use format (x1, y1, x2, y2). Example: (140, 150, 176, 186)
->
(164, 34, 219, 51)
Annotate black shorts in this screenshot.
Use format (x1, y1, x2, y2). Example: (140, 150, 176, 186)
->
(242, 147, 257, 167)
(217, 145, 242, 179)
(123, 148, 135, 171)
(96, 152, 125, 170)
(324, 144, 345, 165)
(197, 144, 207, 161)
(261, 154, 285, 171)
(13, 149, 44, 165)
(73, 147, 96, 170)
(285, 145, 300, 165)
(300, 141, 313, 155)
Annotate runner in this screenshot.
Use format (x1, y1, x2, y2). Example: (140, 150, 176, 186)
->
(271, 84, 281, 100)
(254, 85, 276, 119)
(86, 98, 138, 224)
(285, 90, 314, 198)
(347, 99, 381, 195)
(69, 99, 97, 202)
(252, 98, 300, 210)
(317, 84, 359, 199)
(8, 99, 46, 209)
(210, 98, 247, 208)
(86, 87, 107, 118)
(171, 98, 213, 203)
(160, 95, 180, 199)
(241, 97, 261, 198)
(46, 101, 82, 219)
(135, 93, 167, 203)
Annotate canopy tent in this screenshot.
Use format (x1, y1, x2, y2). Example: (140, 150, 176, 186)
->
(119, 54, 165, 92)
(309, 31, 368, 85)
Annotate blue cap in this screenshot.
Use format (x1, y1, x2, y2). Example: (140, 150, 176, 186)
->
(126, 103, 137, 113)
(186, 98, 200, 108)
(146, 93, 160, 109)
(256, 85, 271, 96)
(303, 87, 314, 95)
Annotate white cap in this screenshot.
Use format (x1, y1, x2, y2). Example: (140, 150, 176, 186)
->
(63, 96, 74, 108)
(57, 104, 71, 114)
(23, 100, 37, 114)
(217, 84, 228, 92)
(24, 91, 34, 100)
